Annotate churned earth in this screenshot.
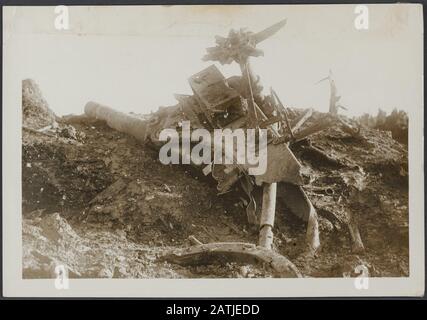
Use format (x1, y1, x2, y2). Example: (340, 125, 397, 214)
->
(22, 79, 409, 278)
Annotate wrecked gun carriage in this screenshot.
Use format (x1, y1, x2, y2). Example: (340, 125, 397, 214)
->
(83, 19, 369, 274)
(85, 64, 304, 192)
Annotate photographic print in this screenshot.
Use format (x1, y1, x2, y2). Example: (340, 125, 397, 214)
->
(2, 3, 424, 297)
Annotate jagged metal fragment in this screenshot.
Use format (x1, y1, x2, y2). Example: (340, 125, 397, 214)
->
(253, 143, 303, 186)
(189, 65, 243, 128)
(280, 183, 320, 252)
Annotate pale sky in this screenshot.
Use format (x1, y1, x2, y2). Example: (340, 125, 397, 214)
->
(4, 4, 423, 117)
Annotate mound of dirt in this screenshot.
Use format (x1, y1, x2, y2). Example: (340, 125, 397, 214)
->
(22, 79, 57, 129)
(22, 80, 409, 278)
(284, 111, 408, 276)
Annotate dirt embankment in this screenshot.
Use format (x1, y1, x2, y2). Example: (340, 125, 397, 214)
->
(22, 79, 409, 278)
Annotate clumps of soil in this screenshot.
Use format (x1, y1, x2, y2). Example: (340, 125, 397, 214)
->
(22, 80, 409, 278)
(23, 211, 184, 279)
(282, 113, 409, 276)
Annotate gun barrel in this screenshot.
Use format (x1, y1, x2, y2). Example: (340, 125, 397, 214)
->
(84, 101, 148, 142)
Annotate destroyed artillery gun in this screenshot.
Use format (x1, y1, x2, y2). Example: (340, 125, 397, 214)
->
(83, 20, 363, 277)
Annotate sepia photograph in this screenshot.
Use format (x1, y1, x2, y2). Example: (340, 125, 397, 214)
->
(2, 3, 424, 297)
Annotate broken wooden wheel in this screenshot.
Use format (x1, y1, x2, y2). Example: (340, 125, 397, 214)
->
(159, 242, 301, 278)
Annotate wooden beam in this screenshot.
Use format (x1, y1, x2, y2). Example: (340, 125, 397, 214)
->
(259, 182, 277, 249)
